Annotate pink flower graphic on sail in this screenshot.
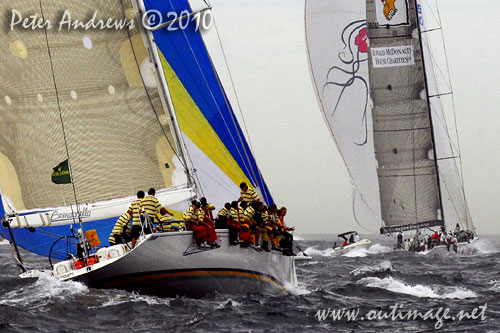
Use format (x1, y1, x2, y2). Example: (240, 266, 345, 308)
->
(355, 28, 368, 53)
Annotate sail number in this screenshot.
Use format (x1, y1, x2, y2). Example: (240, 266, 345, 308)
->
(142, 9, 213, 32)
(417, 4, 424, 26)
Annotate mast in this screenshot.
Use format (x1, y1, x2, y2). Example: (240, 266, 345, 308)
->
(132, 0, 197, 191)
(412, 0, 446, 230)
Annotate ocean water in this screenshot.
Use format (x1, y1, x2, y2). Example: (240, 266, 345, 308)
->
(0, 235, 498, 332)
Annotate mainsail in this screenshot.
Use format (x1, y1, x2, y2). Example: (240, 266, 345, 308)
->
(305, 0, 473, 234)
(0, 0, 273, 258)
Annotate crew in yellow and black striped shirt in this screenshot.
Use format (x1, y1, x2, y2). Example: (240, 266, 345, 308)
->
(183, 200, 202, 224)
(142, 188, 174, 225)
(244, 201, 259, 247)
(109, 211, 132, 245)
(130, 190, 145, 249)
(238, 182, 260, 203)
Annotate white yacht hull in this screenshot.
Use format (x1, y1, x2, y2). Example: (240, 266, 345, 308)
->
(56, 230, 297, 298)
(426, 238, 478, 255)
(330, 239, 372, 256)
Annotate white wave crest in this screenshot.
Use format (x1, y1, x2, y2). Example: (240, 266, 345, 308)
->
(285, 282, 311, 295)
(358, 276, 477, 299)
(342, 244, 392, 258)
(470, 239, 499, 255)
(0, 271, 88, 307)
(90, 292, 171, 309)
(302, 246, 332, 257)
(350, 260, 393, 276)
(215, 299, 243, 309)
(488, 280, 500, 293)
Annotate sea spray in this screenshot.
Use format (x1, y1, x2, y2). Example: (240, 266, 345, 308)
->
(358, 276, 477, 299)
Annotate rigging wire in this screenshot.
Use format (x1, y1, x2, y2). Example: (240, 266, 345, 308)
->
(120, 1, 190, 180)
(165, 0, 268, 200)
(432, 0, 471, 229)
(209, 13, 271, 201)
(167, 1, 243, 176)
(422, 0, 472, 229)
(38, 0, 81, 227)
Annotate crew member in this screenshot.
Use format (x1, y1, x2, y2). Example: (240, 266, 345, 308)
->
(238, 182, 260, 203)
(142, 188, 174, 233)
(130, 191, 145, 249)
(216, 202, 231, 229)
(109, 211, 132, 245)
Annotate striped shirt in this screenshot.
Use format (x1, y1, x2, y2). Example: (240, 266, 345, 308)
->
(244, 206, 256, 223)
(111, 213, 131, 236)
(201, 203, 215, 221)
(142, 195, 164, 222)
(128, 199, 143, 226)
(240, 187, 260, 202)
(217, 207, 230, 219)
(109, 213, 131, 243)
(183, 206, 200, 222)
(229, 207, 244, 224)
(262, 211, 269, 224)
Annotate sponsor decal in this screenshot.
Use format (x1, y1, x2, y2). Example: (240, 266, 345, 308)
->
(375, 0, 410, 27)
(51, 206, 91, 222)
(371, 45, 414, 68)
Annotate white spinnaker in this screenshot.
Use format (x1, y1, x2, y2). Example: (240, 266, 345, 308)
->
(305, 0, 382, 231)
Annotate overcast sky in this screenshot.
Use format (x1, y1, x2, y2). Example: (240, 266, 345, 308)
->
(205, 0, 500, 235)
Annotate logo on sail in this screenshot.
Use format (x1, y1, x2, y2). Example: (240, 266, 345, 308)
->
(381, 0, 397, 21)
(50, 207, 91, 222)
(375, 0, 410, 27)
(323, 20, 370, 146)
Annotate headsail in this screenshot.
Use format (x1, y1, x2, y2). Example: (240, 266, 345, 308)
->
(0, 0, 274, 258)
(305, 0, 382, 232)
(140, 0, 273, 206)
(306, 0, 472, 234)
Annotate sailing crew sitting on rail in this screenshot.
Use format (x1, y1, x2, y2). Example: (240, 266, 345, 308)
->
(232, 201, 250, 246)
(216, 202, 231, 229)
(267, 204, 282, 250)
(228, 201, 242, 244)
(260, 204, 273, 252)
(238, 182, 260, 203)
(184, 200, 207, 246)
(109, 211, 132, 246)
(156, 211, 184, 232)
(278, 206, 295, 256)
(142, 188, 173, 233)
(200, 197, 215, 219)
(454, 223, 462, 235)
(254, 202, 270, 251)
(130, 190, 145, 249)
(199, 197, 219, 247)
(244, 201, 259, 249)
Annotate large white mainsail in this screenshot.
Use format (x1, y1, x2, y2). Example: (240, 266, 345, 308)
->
(0, 0, 275, 260)
(305, 0, 474, 235)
